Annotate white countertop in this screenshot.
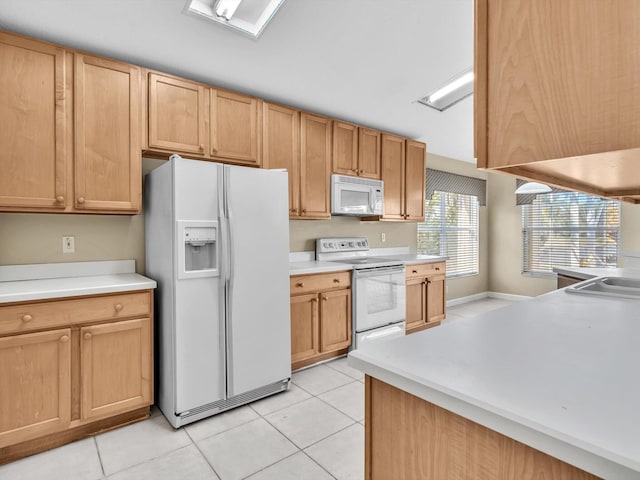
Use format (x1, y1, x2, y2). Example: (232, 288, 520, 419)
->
(289, 249, 446, 275)
(0, 260, 157, 303)
(348, 284, 640, 479)
(553, 265, 640, 281)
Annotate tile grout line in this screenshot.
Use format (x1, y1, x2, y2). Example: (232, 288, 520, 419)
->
(93, 436, 106, 478)
(184, 428, 224, 480)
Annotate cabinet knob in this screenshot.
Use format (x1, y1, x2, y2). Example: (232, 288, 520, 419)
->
(322, 296, 327, 301)
(302, 209, 307, 214)
(60, 335, 69, 343)
(296, 282, 304, 287)
(84, 332, 92, 340)
(114, 303, 123, 312)
(311, 298, 318, 303)
(56, 195, 64, 203)
(333, 278, 340, 283)
(22, 314, 33, 322)
(199, 144, 205, 152)
(412, 269, 417, 274)
(77, 197, 85, 204)
(426, 280, 431, 285)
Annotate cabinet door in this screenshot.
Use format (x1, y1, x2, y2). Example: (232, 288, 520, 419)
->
(380, 134, 406, 220)
(0, 33, 67, 210)
(0, 329, 71, 448)
(263, 103, 300, 216)
(405, 277, 427, 331)
(426, 274, 446, 324)
(290, 294, 320, 365)
(211, 89, 261, 165)
(81, 318, 151, 420)
(405, 140, 426, 221)
(319, 289, 352, 353)
(148, 73, 207, 155)
(75, 54, 141, 212)
(332, 121, 358, 176)
(300, 113, 331, 219)
(358, 128, 381, 179)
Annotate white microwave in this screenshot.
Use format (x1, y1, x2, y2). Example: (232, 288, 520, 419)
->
(331, 174, 384, 217)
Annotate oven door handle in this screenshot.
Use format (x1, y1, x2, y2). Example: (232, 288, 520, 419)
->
(353, 266, 405, 278)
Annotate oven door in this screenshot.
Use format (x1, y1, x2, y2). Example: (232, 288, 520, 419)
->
(353, 266, 406, 333)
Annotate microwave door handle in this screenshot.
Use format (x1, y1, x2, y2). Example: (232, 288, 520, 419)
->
(370, 187, 376, 212)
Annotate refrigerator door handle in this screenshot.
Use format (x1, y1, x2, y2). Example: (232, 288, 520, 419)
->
(223, 167, 235, 392)
(218, 167, 229, 398)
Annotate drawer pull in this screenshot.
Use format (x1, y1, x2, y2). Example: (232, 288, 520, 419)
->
(60, 335, 69, 343)
(435, 267, 440, 271)
(296, 282, 304, 288)
(84, 333, 92, 340)
(22, 314, 33, 322)
(114, 303, 123, 312)
(412, 269, 417, 274)
(333, 278, 340, 283)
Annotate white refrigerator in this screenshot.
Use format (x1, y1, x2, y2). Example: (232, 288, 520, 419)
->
(145, 155, 291, 428)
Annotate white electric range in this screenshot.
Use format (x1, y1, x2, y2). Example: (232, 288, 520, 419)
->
(316, 237, 406, 349)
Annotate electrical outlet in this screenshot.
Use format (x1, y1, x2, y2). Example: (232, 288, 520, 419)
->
(62, 236, 75, 254)
(381, 233, 386, 243)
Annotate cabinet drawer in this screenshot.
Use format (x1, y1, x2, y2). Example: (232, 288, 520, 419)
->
(291, 271, 351, 295)
(0, 291, 152, 336)
(405, 262, 445, 279)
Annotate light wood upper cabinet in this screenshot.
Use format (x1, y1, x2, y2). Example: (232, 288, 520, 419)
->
(263, 102, 300, 215)
(380, 133, 406, 220)
(210, 89, 261, 166)
(81, 317, 151, 420)
(75, 54, 141, 212)
(319, 289, 351, 354)
(476, 0, 640, 201)
(148, 73, 207, 155)
(358, 128, 381, 179)
(332, 121, 358, 176)
(405, 140, 426, 221)
(0, 329, 71, 448)
(300, 113, 332, 219)
(0, 32, 68, 211)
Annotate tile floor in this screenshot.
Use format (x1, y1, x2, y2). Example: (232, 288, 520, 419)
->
(0, 298, 513, 480)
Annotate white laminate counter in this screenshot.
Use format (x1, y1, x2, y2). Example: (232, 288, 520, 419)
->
(0, 260, 157, 303)
(553, 265, 640, 281)
(388, 253, 446, 265)
(348, 287, 640, 479)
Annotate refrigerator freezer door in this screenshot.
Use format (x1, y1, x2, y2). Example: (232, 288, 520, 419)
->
(173, 159, 226, 413)
(224, 166, 291, 396)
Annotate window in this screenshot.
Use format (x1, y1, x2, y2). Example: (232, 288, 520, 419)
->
(417, 191, 479, 277)
(522, 192, 620, 274)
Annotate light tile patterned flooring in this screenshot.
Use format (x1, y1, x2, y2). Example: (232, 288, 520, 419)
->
(0, 298, 513, 480)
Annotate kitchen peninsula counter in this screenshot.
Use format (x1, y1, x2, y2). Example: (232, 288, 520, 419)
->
(348, 287, 640, 479)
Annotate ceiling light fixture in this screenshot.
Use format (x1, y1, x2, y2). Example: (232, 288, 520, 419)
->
(185, 0, 285, 38)
(215, 0, 242, 20)
(417, 67, 474, 112)
(515, 182, 553, 194)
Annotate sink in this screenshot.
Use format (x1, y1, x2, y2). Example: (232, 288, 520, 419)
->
(565, 276, 640, 300)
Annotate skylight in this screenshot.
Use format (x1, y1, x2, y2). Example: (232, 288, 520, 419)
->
(185, 0, 285, 38)
(417, 67, 474, 112)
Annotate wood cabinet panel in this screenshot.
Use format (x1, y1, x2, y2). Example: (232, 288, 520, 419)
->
(263, 102, 300, 215)
(319, 289, 352, 353)
(0, 292, 151, 336)
(380, 134, 405, 220)
(0, 32, 67, 210)
(405, 278, 427, 330)
(332, 121, 358, 175)
(290, 271, 351, 296)
(74, 54, 141, 212)
(0, 329, 71, 448)
(80, 318, 151, 420)
(210, 89, 260, 165)
(358, 128, 381, 179)
(148, 73, 207, 155)
(290, 293, 319, 364)
(300, 113, 331, 219)
(405, 140, 426, 221)
(405, 262, 445, 279)
(426, 274, 446, 324)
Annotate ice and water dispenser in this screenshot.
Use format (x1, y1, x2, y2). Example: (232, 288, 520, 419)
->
(177, 221, 219, 279)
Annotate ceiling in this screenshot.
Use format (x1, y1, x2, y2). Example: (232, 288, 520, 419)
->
(0, 0, 475, 162)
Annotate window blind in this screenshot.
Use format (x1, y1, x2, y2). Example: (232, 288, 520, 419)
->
(417, 191, 479, 277)
(522, 192, 620, 274)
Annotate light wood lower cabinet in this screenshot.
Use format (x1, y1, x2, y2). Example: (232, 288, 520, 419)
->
(405, 262, 446, 334)
(290, 271, 351, 370)
(0, 290, 153, 464)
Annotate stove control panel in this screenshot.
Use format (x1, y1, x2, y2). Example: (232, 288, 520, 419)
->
(316, 237, 369, 253)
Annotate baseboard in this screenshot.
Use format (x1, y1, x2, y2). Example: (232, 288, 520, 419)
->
(446, 291, 531, 307)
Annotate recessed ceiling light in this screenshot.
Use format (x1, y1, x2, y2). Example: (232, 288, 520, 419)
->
(185, 0, 285, 39)
(515, 182, 553, 194)
(417, 67, 474, 112)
